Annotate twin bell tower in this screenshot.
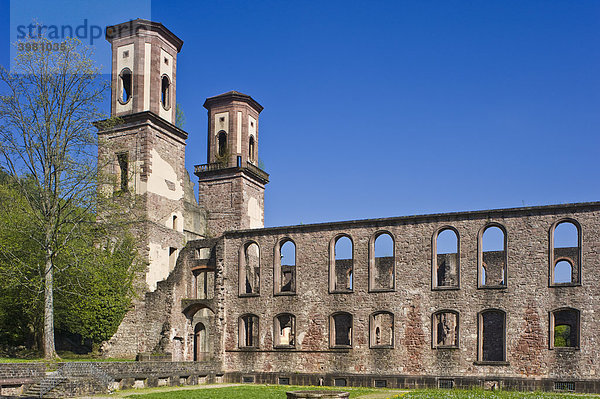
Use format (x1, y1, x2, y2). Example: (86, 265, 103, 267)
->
(97, 19, 268, 292)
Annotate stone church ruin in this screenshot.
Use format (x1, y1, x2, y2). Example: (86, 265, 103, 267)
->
(96, 18, 600, 393)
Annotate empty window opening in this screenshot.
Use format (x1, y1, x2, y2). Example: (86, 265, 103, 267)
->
(239, 242, 260, 295)
(370, 232, 394, 290)
(249, 135, 255, 163)
(217, 131, 227, 159)
(276, 239, 296, 293)
(438, 379, 455, 389)
(242, 376, 254, 383)
(479, 309, 506, 362)
(433, 311, 459, 348)
(239, 314, 259, 348)
(116, 152, 128, 192)
(194, 269, 214, 299)
(551, 221, 580, 285)
(554, 381, 575, 392)
(172, 215, 178, 230)
(370, 311, 394, 347)
(374, 380, 387, 388)
(332, 235, 353, 292)
(160, 75, 170, 109)
(274, 313, 296, 348)
(480, 225, 507, 287)
(194, 322, 208, 361)
(279, 377, 290, 385)
(334, 378, 347, 387)
(551, 308, 579, 349)
(330, 312, 352, 347)
(434, 228, 459, 288)
(118, 68, 132, 103)
(169, 247, 178, 271)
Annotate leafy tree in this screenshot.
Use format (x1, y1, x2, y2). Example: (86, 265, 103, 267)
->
(0, 35, 129, 359)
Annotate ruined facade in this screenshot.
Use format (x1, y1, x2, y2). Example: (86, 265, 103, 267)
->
(97, 19, 600, 393)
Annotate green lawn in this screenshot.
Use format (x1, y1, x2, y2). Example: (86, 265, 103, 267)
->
(127, 385, 384, 398)
(126, 386, 599, 399)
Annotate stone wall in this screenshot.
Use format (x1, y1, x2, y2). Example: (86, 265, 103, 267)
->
(217, 202, 600, 382)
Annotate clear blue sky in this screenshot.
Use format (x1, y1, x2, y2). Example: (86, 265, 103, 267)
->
(2, 0, 599, 228)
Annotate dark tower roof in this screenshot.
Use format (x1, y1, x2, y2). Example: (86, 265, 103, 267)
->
(203, 91, 264, 113)
(105, 18, 184, 52)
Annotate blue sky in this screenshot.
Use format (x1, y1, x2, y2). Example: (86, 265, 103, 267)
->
(2, 0, 599, 228)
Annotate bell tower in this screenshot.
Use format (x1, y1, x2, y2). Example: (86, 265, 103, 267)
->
(195, 91, 269, 237)
(97, 19, 188, 291)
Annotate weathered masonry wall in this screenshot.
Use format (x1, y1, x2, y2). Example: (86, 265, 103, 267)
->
(219, 202, 600, 385)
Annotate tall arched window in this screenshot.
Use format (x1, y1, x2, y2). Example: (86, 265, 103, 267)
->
(118, 68, 132, 104)
(249, 135, 255, 163)
(217, 131, 227, 159)
(160, 75, 170, 109)
(478, 224, 507, 288)
(432, 227, 459, 289)
(274, 238, 296, 294)
(239, 242, 260, 296)
(329, 235, 353, 292)
(550, 220, 581, 286)
(369, 232, 395, 291)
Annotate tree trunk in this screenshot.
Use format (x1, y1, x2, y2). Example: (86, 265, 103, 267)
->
(43, 253, 57, 359)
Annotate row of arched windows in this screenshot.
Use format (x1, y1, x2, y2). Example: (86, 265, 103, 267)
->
(215, 131, 256, 163)
(238, 219, 582, 296)
(238, 307, 581, 360)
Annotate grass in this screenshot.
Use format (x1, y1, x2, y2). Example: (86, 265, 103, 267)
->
(124, 385, 600, 399)
(404, 388, 599, 398)
(126, 385, 386, 398)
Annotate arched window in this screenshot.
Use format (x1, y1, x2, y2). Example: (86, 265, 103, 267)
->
(194, 322, 208, 361)
(274, 239, 296, 294)
(217, 131, 227, 159)
(329, 235, 353, 292)
(370, 311, 394, 348)
(330, 312, 352, 348)
(369, 232, 395, 291)
(478, 309, 506, 362)
(432, 310, 459, 348)
(274, 313, 296, 348)
(550, 308, 580, 349)
(118, 68, 132, 104)
(249, 135, 255, 163)
(478, 224, 507, 288)
(432, 227, 459, 289)
(239, 314, 259, 348)
(239, 242, 260, 296)
(160, 75, 170, 109)
(550, 220, 581, 286)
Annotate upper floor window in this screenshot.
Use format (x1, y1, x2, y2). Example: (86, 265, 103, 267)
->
(118, 68, 132, 104)
(239, 242, 260, 296)
(550, 220, 581, 286)
(274, 239, 296, 295)
(330, 312, 352, 348)
(160, 75, 170, 110)
(369, 232, 395, 291)
(329, 235, 353, 293)
(432, 227, 459, 289)
(217, 131, 227, 159)
(116, 152, 128, 192)
(478, 224, 507, 288)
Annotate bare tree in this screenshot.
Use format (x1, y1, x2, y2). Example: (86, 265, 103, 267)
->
(0, 36, 114, 359)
